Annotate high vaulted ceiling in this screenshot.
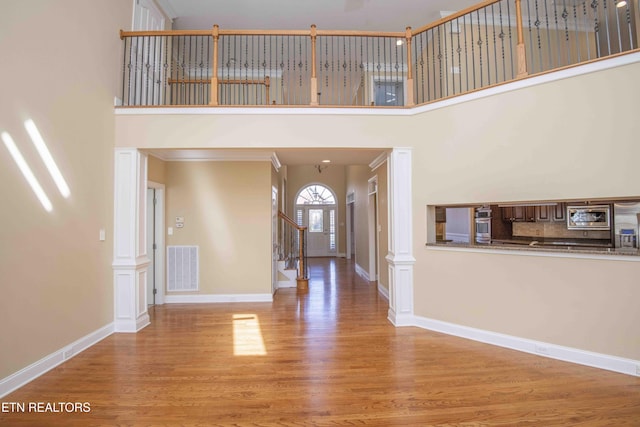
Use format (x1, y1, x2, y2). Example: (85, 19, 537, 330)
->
(150, 0, 481, 166)
(157, 0, 480, 32)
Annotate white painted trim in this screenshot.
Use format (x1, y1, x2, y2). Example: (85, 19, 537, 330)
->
(336, 252, 346, 258)
(387, 148, 415, 326)
(355, 263, 370, 281)
(113, 149, 151, 333)
(277, 281, 297, 289)
(114, 53, 640, 117)
(271, 153, 281, 172)
(165, 294, 273, 303)
(367, 175, 379, 282)
(411, 315, 640, 378)
(147, 181, 165, 305)
(346, 193, 355, 261)
(155, 0, 178, 20)
(377, 283, 389, 301)
(0, 323, 114, 398)
(368, 151, 388, 172)
(145, 149, 280, 163)
(426, 244, 640, 262)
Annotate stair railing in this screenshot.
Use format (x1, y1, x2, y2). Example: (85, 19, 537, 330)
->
(278, 211, 309, 290)
(119, 0, 640, 108)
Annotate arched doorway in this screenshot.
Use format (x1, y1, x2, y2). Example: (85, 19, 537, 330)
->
(295, 184, 337, 257)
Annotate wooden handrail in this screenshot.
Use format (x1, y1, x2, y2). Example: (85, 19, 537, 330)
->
(120, 28, 407, 39)
(120, 29, 212, 39)
(410, 0, 503, 36)
(278, 211, 305, 231)
(278, 211, 309, 289)
(119, 0, 639, 110)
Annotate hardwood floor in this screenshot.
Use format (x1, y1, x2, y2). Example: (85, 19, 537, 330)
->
(1, 258, 639, 426)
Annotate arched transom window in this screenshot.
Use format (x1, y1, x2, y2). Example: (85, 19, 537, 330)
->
(295, 184, 336, 205)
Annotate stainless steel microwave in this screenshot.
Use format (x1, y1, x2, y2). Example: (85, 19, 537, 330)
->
(567, 205, 611, 230)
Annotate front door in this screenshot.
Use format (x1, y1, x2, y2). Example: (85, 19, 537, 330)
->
(300, 206, 336, 257)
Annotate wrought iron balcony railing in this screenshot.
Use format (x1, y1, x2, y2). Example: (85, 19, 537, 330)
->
(119, 0, 639, 108)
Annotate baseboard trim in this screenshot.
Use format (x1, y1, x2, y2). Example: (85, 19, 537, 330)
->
(377, 283, 389, 300)
(411, 315, 640, 377)
(0, 323, 114, 398)
(355, 263, 370, 281)
(277, 281, 297, 289)
(165, 293, 273, 303)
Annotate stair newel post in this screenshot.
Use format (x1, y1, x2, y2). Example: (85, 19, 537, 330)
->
(210, 24, 220, 106)
(310, 24, 319, 106)
(297, 226, 309, 290)
(514, 0, 528, 78)
(404, 26, 415, 107)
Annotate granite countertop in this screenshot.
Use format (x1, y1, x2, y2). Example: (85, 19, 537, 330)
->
(429, 240, 640, 256)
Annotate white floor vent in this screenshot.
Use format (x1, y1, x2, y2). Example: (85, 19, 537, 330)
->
(167, 246, 199, 291)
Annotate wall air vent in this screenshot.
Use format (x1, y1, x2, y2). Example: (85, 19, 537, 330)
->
(167, 246, 199, 291)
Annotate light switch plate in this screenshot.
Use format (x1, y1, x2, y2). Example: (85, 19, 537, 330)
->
(99, 229, 105, 241)
(168, 227, 173, 235)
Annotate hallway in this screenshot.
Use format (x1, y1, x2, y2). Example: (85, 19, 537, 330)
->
(1, 258, 639, 426)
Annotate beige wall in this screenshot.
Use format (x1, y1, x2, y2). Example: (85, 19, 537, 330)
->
(116, 59, 640, 361)
(286, 165, 347, 255)
(410, 61, 640, 360)
(346, 166, 371, 275)
(165, 161, 272, 295)
(148, 154, 166, 184)
(0, 0, 131, 379)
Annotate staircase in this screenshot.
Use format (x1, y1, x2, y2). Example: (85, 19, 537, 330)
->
(278, 211, 309, 290)
(276, 260, 298, 288)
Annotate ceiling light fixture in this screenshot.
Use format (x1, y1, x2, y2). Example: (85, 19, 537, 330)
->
(617, 0, 627, 7)
(396, 39, 404, 46)
(315, 164, 329, 173)
(322, 159, 331, 163)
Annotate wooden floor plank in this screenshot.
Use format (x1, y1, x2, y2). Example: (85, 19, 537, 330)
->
(1, 258, 639, 426)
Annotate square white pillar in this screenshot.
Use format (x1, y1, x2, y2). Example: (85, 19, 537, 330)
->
(113, 148, 150, 332)
(386, 147, 415, 326)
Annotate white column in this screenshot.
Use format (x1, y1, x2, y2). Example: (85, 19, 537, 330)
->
(386, 147, 415, 326)
(113, 148, 150, 332)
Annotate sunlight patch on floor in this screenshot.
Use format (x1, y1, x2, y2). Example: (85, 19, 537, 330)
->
(232, 314, 267, 356)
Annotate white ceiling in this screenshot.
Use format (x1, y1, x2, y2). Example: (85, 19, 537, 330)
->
(157, 0, 480, 32)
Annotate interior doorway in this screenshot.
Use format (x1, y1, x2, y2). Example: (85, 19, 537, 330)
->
(346, 192, 355, 260)
(272, 186, 278, 294)
(367, 176, 379, 281)
(146, 182, 165, 306)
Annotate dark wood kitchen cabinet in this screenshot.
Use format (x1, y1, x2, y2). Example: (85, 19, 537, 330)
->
(502, 206, 535, 222)
(536, 206, 551, 222)
(552, 203, 566, 222)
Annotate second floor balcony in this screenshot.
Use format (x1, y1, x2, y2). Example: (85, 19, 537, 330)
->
(119, 0, 639, 108)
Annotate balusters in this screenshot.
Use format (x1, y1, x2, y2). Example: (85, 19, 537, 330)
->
(119, 4, 637, 108)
